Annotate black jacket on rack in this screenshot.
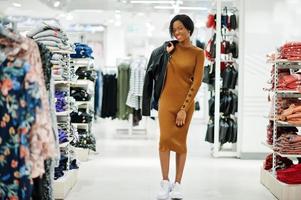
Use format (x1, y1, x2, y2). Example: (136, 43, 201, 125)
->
(142, 40, 179, 116)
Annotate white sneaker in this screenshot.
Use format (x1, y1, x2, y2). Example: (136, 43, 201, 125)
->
(169, 182, 184, 199)
(157, 180, 171, 200)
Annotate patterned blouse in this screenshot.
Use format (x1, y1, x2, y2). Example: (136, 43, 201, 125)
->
(0, 37, 57, 199)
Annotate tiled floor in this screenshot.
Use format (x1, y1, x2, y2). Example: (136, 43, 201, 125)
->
(66, 118, 276, 200)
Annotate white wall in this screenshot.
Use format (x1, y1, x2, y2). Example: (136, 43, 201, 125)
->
(240, 0, 301, 156)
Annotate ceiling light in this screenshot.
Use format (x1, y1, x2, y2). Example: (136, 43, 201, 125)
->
(53, 1, 61, 7)
(12, 2, 22, 7)
(154, 6, 208, 11)
(122, 0, 127, 3)
(130, 1, 183, 4)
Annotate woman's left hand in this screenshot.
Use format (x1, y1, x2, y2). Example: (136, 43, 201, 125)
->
(176, 109, 186, 127)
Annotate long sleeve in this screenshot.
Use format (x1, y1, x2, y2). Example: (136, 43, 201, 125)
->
(142, 51, 157, 116)
(180, 50, 205, 112)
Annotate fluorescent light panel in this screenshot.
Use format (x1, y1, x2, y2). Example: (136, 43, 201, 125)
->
(154, 6, 208, 10)
(130, 0, 182, 4)
(12, 2, 22, 7)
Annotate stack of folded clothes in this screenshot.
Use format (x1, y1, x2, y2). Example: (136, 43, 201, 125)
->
(266, 121, 298, 145)
(277, 73, 301, 91)
(70, 111, 93, 123)
(27, 21, 73, 52)
(51, 53, 71, 81)
(54, 155, 79, 180)
(71, 88, 91, 101)
(70, 129, 96, 152)
(70, 43, 93, 59)
(58, 128, 68, 144)
(279, 42, 301, 61)
(278, 104, 301, 125)
(55, 90, 68, 112)
(76, 67, 96, 81)
(277, 164, 301, 184)
(274, 133, 301, 155)
(264, 153, 293, 171)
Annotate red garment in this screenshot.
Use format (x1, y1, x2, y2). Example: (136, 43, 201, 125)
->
(277, 164, 301, 184)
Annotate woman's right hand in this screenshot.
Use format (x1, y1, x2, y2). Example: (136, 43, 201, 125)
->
(166, 42, 175, 54)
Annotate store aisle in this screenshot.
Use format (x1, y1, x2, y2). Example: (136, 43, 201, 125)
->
(66, 118, 276, 200)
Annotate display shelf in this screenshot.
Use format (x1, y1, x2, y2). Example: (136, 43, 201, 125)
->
(56, 110, 72, 116)
(59, 142, 69, 148)
(53, 169, 78, 200)
(73, 147, 89, 162)
(276, 121, 301, 127)
(54, 80, 70, 85)
(262, 141, 301, 158)
(50, 49, 76, 54)
(268, 59, 301, 64)
(70, 80, 94, 87)
(71, 123, 90, 129)
(262, 141, 273, 149)
(261, 168, 301, 200)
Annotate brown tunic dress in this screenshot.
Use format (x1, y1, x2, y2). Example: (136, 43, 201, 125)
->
(158, 44, 205, 153)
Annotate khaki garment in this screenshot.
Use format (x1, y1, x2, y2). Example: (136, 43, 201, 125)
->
(158, 45, 205, 153)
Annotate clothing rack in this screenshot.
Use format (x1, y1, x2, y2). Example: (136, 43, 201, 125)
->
(115, 57, 148, 137)
(205, 0, 242, 158)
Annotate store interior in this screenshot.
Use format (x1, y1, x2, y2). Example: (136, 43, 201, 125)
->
(1, 0, 301, 200)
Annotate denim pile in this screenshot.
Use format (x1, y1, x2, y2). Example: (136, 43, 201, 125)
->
(54, 155, 79, 180)
(58, 128, 68, 144)
(70, 129, 96, 152)
(76, 67, 96, 81)
(27, 21, 73, 52)
(70, 43, 93, 59)
(55, 90, 68, 112)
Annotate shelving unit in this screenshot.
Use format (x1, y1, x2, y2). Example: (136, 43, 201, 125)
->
(205, 0, 242, 158)
(261, 59, 301, 199)
(69, 56, 96, 162)
(52, 50, 79, 200)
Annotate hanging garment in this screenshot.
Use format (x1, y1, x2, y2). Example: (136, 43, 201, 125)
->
(0, 37, 44, 199)
(101, 74, 117, 118)
(126, 59, 146, 110)
(117, 63, 131, 120)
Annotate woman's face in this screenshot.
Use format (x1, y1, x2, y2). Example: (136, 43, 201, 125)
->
(172, 20, 190, 42)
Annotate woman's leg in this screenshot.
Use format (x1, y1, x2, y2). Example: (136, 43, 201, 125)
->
(175, 153, 187, 183)
(159, 151, 171, 180)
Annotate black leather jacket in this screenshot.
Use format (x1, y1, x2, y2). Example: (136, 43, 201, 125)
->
(142, 40, 178, 116)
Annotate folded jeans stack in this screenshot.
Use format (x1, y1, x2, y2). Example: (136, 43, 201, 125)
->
(279, 42, 301, 61)
(55, 90, 68, 112)
(58, 129, 68, 144)
(70, 43, 93, 59)
(274, 134, 301, 155)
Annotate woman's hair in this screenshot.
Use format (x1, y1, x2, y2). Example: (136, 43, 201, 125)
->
(169, 14, 194, 38)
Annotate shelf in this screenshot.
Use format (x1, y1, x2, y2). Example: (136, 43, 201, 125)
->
(262, 141, 273, 150)
(276, 121, 301, 127)
(268, 59, 301, 64)
(50, 49, 76, 54)
(53, 169, 78, 199)
(261, 168, 301, 200)
(71, 123, 90, 129)
(70, 80, 94, 87)
(54, 80, 70, 85)
(56, 110, 71, 116)
(262, 141, 301, 158)
(59, 142, 69, 148)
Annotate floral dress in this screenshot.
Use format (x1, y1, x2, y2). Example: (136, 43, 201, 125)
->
(0, 38, 41, 200)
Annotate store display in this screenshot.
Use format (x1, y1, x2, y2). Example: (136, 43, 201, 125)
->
(203, 3, 240, 157)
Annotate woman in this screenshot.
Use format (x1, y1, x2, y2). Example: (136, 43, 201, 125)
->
(142, 14, 204, 200)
